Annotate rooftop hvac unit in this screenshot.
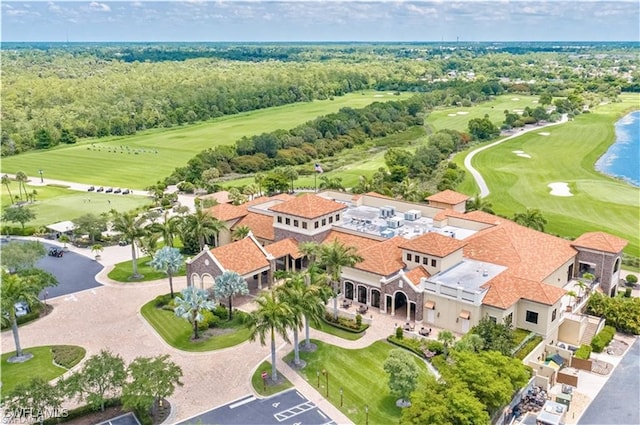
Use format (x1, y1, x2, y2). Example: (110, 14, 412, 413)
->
(381, 229, 395, 238)
(404, 209, 422, 221)
(387, 217, 404, 228)
(380, 205, 396, 218)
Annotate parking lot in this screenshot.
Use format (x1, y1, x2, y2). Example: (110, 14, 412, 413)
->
(178, 389, 336, 425)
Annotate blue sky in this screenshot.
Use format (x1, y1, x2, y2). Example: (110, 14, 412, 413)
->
(3, 1, 639, 42)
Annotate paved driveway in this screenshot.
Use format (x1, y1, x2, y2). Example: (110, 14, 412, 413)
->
(579, 337, 640, 425)
(35, 242, 104, 299)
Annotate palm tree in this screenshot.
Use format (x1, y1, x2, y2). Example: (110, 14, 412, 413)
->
(0, 271, 51, 359)
(298, 241, 320, 267)
(393, 177, 420, 202)
(228, 188, 247, 206)
(437, 330, 455, 357)
(277, 273, 326, 365)
(15, 171, 28, 202)
(243, 183, 260, 201)
(148, 212, 181, 248)
(465, 194, 494, 214)
(174, 286, 216, 339)
(574, 280, 589, 300)
(150, 246, 184, 298)
(248, 290, 293, 381)
(282, 166, 299, 193)
(213, 271, 249, 320)
(318, 175, 345, 191)
(2, 175, 14, 205)
(232, 225, 251, 241)
(182, 207, 227, 251)
(254, 173, 266, 197)
(111, 211, 148, 279)
(513, 208, 547, 232)
(351, 175, 373, 194)
(566, 290, 578, 310)
(317, 240, 363, 320)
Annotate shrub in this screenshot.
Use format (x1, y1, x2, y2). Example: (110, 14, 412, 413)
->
(624, 287, 632, 298)
(395, 326, 404, 339)
(322, 313, 368, 333)
(387, 335, 424, 356)
(51, 345, 86, 369)
(424, 340, 444, 355)
(626, 274, 638, 286)
(212, 304, 228, 320)
(591, 326, 616, 353)
(198, 309, 215, 331)
(355, 314, 362, 328)
(153, 294, 172, 308)
(574, 345, 592, 360)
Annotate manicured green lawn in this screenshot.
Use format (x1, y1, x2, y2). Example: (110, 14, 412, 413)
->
(284, 340, 430, 425)
(107, 255, 186, 282)
(309, 320, 365, 341)
(455, 94, 640, 256)
(140, 299, 251, 352)
(0, 92, 412, 189)
(1, 345, 84, 397)
(1, 182, 150, 228)
(251, 361, 293, 397)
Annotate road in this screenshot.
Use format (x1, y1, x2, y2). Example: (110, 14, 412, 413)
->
(463, 114, 568, 198)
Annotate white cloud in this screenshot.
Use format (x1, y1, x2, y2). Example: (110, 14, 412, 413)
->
(89, 2, 111, 12)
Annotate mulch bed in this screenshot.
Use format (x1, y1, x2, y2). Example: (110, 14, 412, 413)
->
(58, 400, 170, 425)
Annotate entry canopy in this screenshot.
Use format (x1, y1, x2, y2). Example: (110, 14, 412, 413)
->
(46, 221, 76, 233)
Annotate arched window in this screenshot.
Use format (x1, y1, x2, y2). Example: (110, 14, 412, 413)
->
(613, 257, 621, 273)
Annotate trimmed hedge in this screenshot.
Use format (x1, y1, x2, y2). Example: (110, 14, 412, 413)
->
(322, 314, 369, 333)
(0, 226, 37, 236)
(574, 344, 592, 360)
(387, 335, 444, 357)
(591, 325, 616, 353)
(51, 345, 86, 369)
(514, 335, 543, 360)
(42, 398, 122, 425)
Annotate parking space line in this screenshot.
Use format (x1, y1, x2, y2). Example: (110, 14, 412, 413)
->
(229, 395, 256, 409)
(273, 401, 316, 422)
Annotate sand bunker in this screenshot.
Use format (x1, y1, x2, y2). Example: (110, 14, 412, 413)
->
(548, 182, 573, 197)
(517, 153, 531, 158)
(448, 113, 457, 117)
(374, 94, 384, 97)
(532, 100, 539, 103)
(512, 98, 520, 101)
(512, 150, 524, 154)
(457, 111, 469, 115)
(538, 132, 550, 136)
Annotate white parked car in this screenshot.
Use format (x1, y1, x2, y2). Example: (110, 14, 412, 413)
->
(14, 301, 30, 317)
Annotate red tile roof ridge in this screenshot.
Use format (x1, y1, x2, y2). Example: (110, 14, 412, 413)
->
(572, 231, 628, 254)
(426, 189, 470, 204)
(399, 232, 466, 257)
(269, 193, 347, 219)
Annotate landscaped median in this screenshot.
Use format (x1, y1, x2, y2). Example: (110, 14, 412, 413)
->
(1, 345, 85, 397)
(140, 294, 251, 352)
(283, 339, 429, 425)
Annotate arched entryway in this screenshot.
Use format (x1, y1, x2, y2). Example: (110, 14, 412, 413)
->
(357, 285, 367, 304)
(371, 289, 381, 308)
(201, 273, 215, 290)
(344, 281, 354, 300)
(386, 291, 416, 321)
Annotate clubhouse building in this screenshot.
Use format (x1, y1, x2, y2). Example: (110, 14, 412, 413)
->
(186, 190, 627, 346)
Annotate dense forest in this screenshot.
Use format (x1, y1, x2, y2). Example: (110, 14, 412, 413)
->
(2, 42, 638, 157)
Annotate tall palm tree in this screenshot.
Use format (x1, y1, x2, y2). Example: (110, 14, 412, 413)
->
(111, 211, 148, 278)
(232, 225, 251, 241)
(243, 183, 260, 201)
(351, 175, 373, 194)
(298, 241, 320, 267)
(282, 166, 299, 193)
(2, 175, 14, 205)
(393, 177, 420, 202)
(254, 173, 266, 197)
(513, 208, 547, 232)
(0, 271, 54, 359)
(277, 273, 326, 365)
(248, 290, 293, 381)
(317, 240, 363, 320)
(318, 175, 345, 191)
(15, 171, 28, 202)
(174, 286, 216, 340)
(182, 207, 227, 251)
(150, 246, 184, 298)
(465, 194, 494, 214)
(437, 330, 455, 357)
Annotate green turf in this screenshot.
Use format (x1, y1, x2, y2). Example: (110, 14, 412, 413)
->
(456, 95, 640, 256)
(251, 361, 294, 397)
(0, 346, 78, 397)
(140, 299, 251, 352)
(284, 339, 429, 425)
(0, 92, 412, 189)
(1, 181, 151, 228)
(107, 255, 187, 283)
(309, 320, 365, 341)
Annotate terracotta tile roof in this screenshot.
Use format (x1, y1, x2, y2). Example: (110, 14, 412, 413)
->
(269, 193, 347, 219)
(399, 232, 466, 257)
(481, 274, 566, 309)
(210, 237, 269, 276)
(266, 238, 302, 259)
(240, 193, 295, 210)
(199, 191, 231, 204)
(364, 191, 393, 199)
(572, 232, 628, 254)
(404, 266, 431, 286)
(322, 230, 380, 253)
(233, 212, 274, 241)
(354, 236, 406, 277)
(206, 203, 247, 222)
(426, 190, 470, 205)
(464, 220, 577, 282)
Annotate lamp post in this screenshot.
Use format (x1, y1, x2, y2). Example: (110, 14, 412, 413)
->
(317, 371, 320, 388)
(38, 169, 44, 183)
(365, 405, 369, 425)
(44, 290, 48, 307)
(340, 388, 343, 407)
